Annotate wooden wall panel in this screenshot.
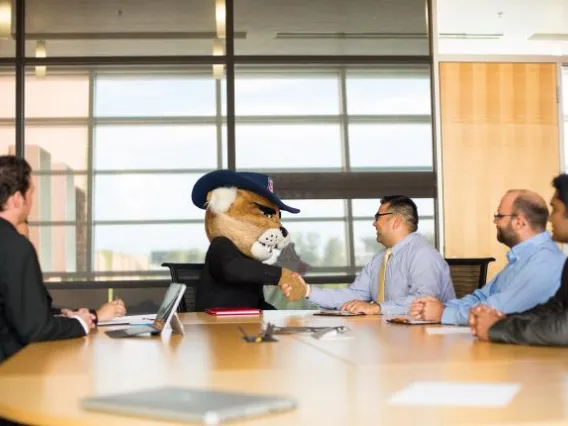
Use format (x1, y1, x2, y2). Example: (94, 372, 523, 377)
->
(440, 63, 560, 278)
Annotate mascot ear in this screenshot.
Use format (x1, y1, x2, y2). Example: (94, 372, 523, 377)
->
(206, 187, 238, 214)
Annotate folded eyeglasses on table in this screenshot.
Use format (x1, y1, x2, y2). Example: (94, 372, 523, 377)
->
(238, 323, 351, 343)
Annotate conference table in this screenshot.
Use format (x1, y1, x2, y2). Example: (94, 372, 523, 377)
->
(1, 311, 568, 426)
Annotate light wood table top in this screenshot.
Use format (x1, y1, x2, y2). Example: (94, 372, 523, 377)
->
(1, 312, 567, 426)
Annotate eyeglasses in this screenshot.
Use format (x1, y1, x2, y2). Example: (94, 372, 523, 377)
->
(374, 212, 393, 221)
(493, 213, 518, 220)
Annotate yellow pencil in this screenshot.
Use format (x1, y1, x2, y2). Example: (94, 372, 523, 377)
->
(108, 288, 113, 303)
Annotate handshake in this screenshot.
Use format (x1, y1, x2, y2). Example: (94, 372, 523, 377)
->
(278, 268, 308, 301)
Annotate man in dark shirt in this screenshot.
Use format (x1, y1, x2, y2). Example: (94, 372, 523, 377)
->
(470, 173, 568, 346)
(0, 156, 94, 363)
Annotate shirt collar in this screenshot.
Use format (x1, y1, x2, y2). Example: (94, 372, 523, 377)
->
(507, 231, 551, 264)
(390, 232, 418, 256)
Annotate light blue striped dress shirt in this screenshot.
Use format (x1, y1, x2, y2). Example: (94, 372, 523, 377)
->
(441, 232, 566, 325)
(308, 233, 455, 314)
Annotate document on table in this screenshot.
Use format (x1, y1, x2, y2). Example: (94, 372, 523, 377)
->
(98, 314, 156, 326)
(425, 326, 472, 335)
(388, 382, 521, 407)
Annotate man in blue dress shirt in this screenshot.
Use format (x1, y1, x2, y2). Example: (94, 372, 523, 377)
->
(410, 189, 565, 325)
(281, 195, 455, 315)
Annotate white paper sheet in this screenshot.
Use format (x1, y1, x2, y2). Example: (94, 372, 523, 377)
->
(425, 326, 472, 335)
(388, 382, 521, 407)
(98, 314, 156, 326)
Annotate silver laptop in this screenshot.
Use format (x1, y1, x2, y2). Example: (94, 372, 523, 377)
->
(82, 386, 297, 425)
(105, 283, 186, 338)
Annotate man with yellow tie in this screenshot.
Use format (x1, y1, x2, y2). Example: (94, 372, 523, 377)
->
(281, 195, 455, 315)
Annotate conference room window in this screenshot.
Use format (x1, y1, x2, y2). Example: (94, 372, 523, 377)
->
(563, 66, 568, 171)
(0, 71, 15, 155)
(93, 72, 218, 279)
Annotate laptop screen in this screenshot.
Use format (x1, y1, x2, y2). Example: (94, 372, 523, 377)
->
(152, 283, 185, 331)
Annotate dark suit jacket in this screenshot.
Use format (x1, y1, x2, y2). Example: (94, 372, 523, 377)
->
(0, 218, 85, 363)
(196, 237, 282, 311)
(489, 258, 568, 346)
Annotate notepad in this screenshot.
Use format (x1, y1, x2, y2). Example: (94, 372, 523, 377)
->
(388, 382, 521, 407)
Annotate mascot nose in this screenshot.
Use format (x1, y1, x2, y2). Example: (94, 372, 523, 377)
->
(280, 227, 288, 237)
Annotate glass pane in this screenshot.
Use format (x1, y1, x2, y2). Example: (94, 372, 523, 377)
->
(94, 224, 210, 272)
(235, 0, 429, 55)
(0, 124, 14, 155)
(284, 199, 345, 218)
(227, 74, 340, 115)
(28, 225, 87, 273)
(0, 73, 15, 118)
(1, 73, 90, 118)
(236, 124, 342, 170)
(352, 198, 435, 218)
(349, 124, 433, 170)
(25, 1, 221, 56)
(288, 221, 347, 268)
(94, 125, 218, 171)
(25, 126, 89, 171)
(28, 174, 87, 222)
(94, 174, 204, 221)
(26, 74, 90, 118)
(346, 68, 432, 115)
(94, 76, 216, 117)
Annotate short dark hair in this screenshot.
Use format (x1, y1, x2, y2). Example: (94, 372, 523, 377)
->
(511, 193, 548, 232)
(552, 174, 568, 217)
(380, 195, 419, 232)
(0, 155, 32, 212)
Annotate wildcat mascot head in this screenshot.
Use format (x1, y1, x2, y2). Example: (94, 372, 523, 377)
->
(192, 170, 307, 310)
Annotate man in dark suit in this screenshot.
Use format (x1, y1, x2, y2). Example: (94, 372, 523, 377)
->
(0, 156, 95, 364)
(470, 173, 568, 346)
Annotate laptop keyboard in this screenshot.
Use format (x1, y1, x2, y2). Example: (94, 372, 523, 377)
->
(105, 325, 156, 338)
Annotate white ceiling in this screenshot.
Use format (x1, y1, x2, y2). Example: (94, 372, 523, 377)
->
(0, 0, 430, 57)
(437, 0, 568, 55)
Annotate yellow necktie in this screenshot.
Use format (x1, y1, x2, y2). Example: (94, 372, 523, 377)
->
(377, 248, 392, 302)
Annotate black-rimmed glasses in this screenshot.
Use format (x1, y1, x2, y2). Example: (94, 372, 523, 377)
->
(374, 212, 393, 221)
(493, 213, 518, 220)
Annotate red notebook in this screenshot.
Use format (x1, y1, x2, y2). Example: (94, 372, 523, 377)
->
(205, 307, 262, 316)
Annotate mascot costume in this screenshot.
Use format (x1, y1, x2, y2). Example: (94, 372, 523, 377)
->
(191, 169, 307, 310)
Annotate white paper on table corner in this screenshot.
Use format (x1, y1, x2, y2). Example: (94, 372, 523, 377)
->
(388, 381, 521, 407)
(425, 326, 472, 335)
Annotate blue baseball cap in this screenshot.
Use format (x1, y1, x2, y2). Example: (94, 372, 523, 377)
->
(191, 169, 300, 214)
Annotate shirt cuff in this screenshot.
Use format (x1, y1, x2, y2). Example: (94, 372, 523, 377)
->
(441, 306, 458, 324)
(72, 315, 90, 335)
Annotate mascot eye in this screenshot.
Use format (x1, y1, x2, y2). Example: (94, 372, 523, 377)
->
(254, 202, 280, 219)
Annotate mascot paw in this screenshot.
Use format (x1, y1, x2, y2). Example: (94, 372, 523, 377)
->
(278, 268, 307, 301)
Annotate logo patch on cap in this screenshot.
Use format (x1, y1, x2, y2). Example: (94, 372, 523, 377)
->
(267, 177, 274, 193)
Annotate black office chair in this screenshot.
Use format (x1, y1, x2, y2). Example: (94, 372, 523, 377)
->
(445, 258, 496, 299)
(161, 263, 204, 313)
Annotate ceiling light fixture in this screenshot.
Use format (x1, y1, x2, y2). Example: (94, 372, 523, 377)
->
(35, 40, 46, 78)
(212, 38, 224, 80)
(215, 0, 226, 39)
(0, 0, 11, 39)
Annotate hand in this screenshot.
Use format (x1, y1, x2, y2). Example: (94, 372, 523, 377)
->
(470, 306, 505, 340)
(339, 300, 380, 315)
(411, 296, 444, 322)
(60, 308, 74, 317)
(468, 304, 497, 329)
(73, 310, 96, 333)
(96, 299, 127, 322)
(409, 299, 425, 319)
(279, 269, 308, 301)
